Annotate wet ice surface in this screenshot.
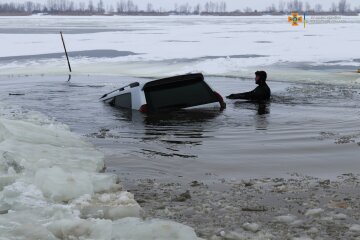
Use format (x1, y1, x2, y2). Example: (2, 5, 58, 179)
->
(0, 50, 138, 62)
(0, 75, 360, 181)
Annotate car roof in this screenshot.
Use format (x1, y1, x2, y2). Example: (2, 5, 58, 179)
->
(143, 73, 204, 90)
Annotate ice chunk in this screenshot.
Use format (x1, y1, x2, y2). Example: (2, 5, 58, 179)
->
(11, 224, 57, 240)
(0, 201, 10, 214)
(305, 208, 324, 217)
(72, 192, 142, 220)
(350, 224, 360, 232)
(293, 237, 313, 240)
(47, 217, 202, 240)
(331, 212, 347, 220)
(0, 174, 17, 191)
(0, 118, 105, 173)
(274, 214, 297, 224)
(34, 167, 123, 202)
(242, 222, 260, 233)
(112, 217, 201, 240)
(35, 166, 94, 202)
(0, 121, 12, 142)
(47, 218, 112, 240)
(91, 173, 120, 193)
(221, 230, 273, 240)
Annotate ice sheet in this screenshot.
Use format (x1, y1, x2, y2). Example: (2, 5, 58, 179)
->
(0, 15, 359, 84)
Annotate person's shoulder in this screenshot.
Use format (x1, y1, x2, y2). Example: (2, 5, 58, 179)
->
(264, 82, 270, 89)
(259, 83, 269, 88)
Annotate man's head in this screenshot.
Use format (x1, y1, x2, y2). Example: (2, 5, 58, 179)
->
(255, 71, 267, 84)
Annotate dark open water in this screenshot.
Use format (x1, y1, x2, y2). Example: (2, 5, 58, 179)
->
(0, 74, 360, 181)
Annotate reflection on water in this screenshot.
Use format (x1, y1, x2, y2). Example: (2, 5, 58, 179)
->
(234, 101, 270, 130)
(111, 108, 222, 158)
(144, 110, 221, 125)
(144, 110, 221, 157)
(234, 101, 270, 115)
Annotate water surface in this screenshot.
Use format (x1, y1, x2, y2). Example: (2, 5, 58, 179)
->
(1, 75, 359, 181)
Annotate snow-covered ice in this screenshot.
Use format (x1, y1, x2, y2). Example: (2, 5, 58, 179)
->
(0, 16, 359, 85)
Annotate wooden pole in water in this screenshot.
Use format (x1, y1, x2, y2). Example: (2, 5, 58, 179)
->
(60, 31, 72, 73)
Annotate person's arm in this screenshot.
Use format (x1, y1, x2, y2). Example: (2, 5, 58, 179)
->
(226, 90, 255, 99)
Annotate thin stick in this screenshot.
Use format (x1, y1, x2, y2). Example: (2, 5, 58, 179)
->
(60, 31, 72, 73)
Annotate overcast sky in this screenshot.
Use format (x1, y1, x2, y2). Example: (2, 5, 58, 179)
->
(11, 0, 360, 11)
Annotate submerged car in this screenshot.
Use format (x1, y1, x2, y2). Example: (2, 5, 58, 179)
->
(100, 73, 226, 113)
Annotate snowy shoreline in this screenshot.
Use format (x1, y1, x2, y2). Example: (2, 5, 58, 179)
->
(129, 173, 360, 239)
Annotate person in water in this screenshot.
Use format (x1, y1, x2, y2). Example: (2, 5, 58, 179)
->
(226, 71, 271, 101)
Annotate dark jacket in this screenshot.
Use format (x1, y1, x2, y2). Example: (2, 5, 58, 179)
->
(227, 82, 271, 101)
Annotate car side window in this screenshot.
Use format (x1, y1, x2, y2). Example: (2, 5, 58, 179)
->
(113, 93, 132, 109)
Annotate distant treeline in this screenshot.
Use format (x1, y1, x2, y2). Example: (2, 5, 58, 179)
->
(0, 0, 359, 16)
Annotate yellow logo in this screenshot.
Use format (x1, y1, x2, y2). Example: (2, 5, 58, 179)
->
(288, 12, 303, 26)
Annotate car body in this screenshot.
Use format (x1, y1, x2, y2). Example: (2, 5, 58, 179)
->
(100, 73, 226, 113)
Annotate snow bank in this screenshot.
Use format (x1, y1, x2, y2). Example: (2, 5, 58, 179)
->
(0, 104, 201, 239)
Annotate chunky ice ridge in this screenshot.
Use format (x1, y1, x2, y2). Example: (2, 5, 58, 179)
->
(0, 105, 201, 239)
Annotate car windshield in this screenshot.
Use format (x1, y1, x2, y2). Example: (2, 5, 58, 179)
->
(144, 75, 218, 112)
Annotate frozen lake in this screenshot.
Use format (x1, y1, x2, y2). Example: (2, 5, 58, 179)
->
(0, 15, 360, 239)
(0, 15, 359, 84)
